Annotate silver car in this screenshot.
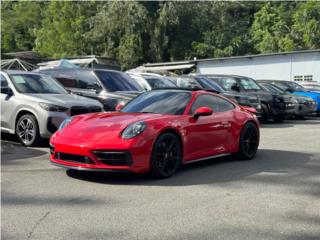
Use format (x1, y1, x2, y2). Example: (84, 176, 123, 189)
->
(1, 70, 103, 146)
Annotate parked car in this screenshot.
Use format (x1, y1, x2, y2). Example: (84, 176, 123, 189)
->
(1, 70, 103, 146)
(258, 81, 317, 118)
(299, 81, 320, 92)
(171, 75, 262, 116)
(130, 72, 177, 89)
(37, 68, 142, 111)
(261, 80, 320, 116)
(126, 72, 152, 91)
(200, 75, 295, 122)
(50, 89, 259, 178)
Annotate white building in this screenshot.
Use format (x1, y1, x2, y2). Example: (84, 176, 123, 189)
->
(196, 49, 320, 82)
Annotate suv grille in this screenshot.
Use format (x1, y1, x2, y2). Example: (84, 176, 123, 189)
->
(55, 152, 94, 164)
(92, 151, 132, 166)
(70, 106, 101, 116)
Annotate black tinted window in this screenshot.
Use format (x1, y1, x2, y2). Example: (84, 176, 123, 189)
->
(190, 94, 234, 114)
(77, 71, 100, 89)
(121, 91, 191, 115)
(54, 71, 78, 88)
(95, 70, 140, 92)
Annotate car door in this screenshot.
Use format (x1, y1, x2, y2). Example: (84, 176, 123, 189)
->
(0, 73, 18, 132)
(184, 94, 234, 161)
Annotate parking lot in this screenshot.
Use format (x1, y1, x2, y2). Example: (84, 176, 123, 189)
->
(1, 118, 320, 240)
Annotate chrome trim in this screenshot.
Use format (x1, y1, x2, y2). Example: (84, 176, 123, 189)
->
(184, 153, 231, 164)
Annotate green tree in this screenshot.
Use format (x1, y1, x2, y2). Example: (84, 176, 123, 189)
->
(1, 1, 43, 52)
(34, 1, 98, 57)
(87, 2, 150, 70)
(292, 2, 320, 49)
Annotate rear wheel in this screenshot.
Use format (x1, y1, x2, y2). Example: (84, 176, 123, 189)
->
(16, 114, 41, 147)
(260, 103, 269, 123)
(237, 122, 259, 160)
(151, 133, 182, 178)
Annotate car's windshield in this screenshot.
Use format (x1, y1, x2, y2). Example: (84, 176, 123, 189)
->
(196, 77, 224, 92)
(238, 78, 262, 91)
(285, 81, 307, 91)
(10, 73, 68, 94)
(212, 78, 238, 91)
(144, 77, 176, 89)
(95, 70, 141, 92)
(121, 91, 191, 115)
(303, 85, 320, 91)
(260, 83, 284, 94)
(176, 77, 201, 88)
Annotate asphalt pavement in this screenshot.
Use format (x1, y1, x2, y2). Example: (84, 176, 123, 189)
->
(1, 118, 320, 240)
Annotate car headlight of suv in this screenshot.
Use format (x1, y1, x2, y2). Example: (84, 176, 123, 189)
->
(58, 117, 73, 131)
(121, 121, 146, 139)
(39, 102, 68, 112)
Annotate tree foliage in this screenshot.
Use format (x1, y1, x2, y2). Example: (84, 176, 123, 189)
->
(1, 1, 320, 69)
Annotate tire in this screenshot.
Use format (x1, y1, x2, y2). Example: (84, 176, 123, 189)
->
(16, 114, 41, 147)
(260, 103, 269, 123)
(151, 132, 182, 178)
(237, 122, 259, 160)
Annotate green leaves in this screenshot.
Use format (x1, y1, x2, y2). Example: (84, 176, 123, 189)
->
(1, 2, 320, 69)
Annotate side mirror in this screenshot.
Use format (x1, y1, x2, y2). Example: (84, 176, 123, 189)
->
(115, 102, 125, 111)
(194, 107, 213, 118)
(1, 87, 13, 96)
(231, 83, 240, 92)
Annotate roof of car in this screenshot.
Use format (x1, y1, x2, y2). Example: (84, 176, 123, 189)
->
(195, 74, 253, 79)
(257, 79, 290, 82)
(2, 70, 42, 75)
(150, 87, 220, 94)
(38, 68, 123, 74)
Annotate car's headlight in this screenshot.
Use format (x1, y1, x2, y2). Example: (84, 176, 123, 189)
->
(58, 117, 73, 131)
(39, 102, 68, 112)
(121, 121, 146, 139)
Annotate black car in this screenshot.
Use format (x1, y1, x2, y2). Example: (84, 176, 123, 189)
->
(38, 68, 142, 111)
(200, 74, 294, 122)
(170, 75, 262, 115)
(258, 81, 317, 118)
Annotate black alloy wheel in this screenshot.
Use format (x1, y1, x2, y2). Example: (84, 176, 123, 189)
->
(16, 114, 41, 147)
(237, 122, 259, 160)
(151, 133, 182, 178)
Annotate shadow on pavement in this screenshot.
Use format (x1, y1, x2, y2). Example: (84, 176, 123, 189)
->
(66, 149, 314, 187)
(261, 117, 320, 128)
(1, 141, 48, 162)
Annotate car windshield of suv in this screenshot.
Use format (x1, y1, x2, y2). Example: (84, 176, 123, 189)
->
(285, 81, 306, 92)
(144, 77, 176, 89)
(214, 78, 238, 91)
(238, 78, 262, 91)
(260, 83, 284, 94)
(196, 77, 224, 92)
(121, 91, 191, 115)
(95, 70, 141, 92)
(10, 74, 68, 94)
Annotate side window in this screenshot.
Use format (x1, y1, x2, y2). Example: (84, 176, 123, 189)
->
(54, 71, 78, 88)
(190, 94, 234, 114)
(77, 71, 100, 89)
(177, 77, 201, 88)
(1, 74, 8, 87)
(218, 97, 235, 112)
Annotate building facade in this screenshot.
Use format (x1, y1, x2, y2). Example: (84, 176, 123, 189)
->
(196, 50, 320, 82)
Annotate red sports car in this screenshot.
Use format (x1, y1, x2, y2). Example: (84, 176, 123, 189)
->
(50, 89, 260, 178)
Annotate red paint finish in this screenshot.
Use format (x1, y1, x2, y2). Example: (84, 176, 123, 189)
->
(50, 90, 260, 173)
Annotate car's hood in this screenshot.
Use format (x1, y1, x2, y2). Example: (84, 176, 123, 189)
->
(56, 112, 176, 142)
(25, 94, 103, 107)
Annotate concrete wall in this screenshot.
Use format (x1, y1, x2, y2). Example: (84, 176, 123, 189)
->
(197, 52, 320, 82)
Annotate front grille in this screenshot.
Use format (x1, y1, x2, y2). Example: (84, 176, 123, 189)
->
(92, 151, 132, 166)
(70, 106, 102, 116)
(55, 152, 94, 164)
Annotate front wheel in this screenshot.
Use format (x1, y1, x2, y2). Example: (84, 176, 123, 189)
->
(237, 122, 259, 160)
(16, 114, 41, 147)
(151, 133, 182, 178)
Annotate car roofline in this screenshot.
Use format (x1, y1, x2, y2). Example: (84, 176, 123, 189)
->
(149, 87, 220, 94)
